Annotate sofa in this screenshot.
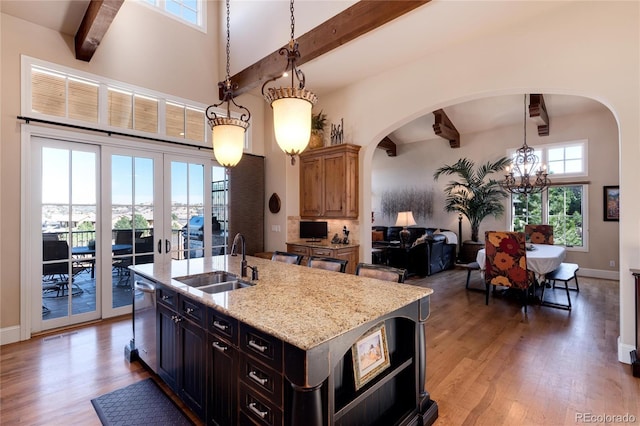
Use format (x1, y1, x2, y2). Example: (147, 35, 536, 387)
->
(372, 226, 457, 276)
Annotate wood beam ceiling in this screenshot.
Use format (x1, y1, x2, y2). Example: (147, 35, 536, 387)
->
(377, 137, 397, 157)
(529, 94, 550, 136)
(75, 0, 124, 62)
(432, 109, 460, 148)
(228, 0, 430, 97)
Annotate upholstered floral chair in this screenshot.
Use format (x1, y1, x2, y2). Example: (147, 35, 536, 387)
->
(524, 224, 554, 245)
(484, 231, 535, 312)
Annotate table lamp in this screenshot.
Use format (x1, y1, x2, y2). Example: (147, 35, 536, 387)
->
(395, 211, 416, 248)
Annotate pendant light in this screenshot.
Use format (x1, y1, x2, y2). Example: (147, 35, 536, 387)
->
(262, 0, 318, 165)
(502, 94, 550, 195)
(205, 0, 250, 168)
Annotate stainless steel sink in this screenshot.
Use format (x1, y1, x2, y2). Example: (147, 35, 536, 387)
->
(173, 271, 255, 294)
(197, 280, 254, 294)
(174, 271, 238, 287)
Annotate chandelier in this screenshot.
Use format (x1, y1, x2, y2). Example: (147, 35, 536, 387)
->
(205, 0, 250, 168)
(262, 0, 318, 165)
(502, 94, 550, 195)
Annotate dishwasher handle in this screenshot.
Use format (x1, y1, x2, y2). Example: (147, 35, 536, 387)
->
(134, 281, 156, 293)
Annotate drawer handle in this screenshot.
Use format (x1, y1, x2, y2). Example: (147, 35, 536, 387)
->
(171, 315, 182, 323)
(185, 307, 195, 314)
(248, 339, 268, 353)
(212, 341, 227, 352)
(249, 371, 268, 386)
(213, 320, 229, 331)
(248, 402, 268, 419)
(161, 295, 171, 301)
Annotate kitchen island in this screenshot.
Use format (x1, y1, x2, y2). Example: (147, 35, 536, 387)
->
(129, 255, 438, 425)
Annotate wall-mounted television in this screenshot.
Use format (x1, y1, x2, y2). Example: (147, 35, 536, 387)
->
(299, 221, 328, 242)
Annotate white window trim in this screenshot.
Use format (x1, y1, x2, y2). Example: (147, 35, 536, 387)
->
(136, 0, 207, 33)
(506, 184, 589, 253)
(21, 55, 251, 156)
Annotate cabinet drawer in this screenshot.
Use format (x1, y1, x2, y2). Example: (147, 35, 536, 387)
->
(208, 308, 238, 344)
(179, 296, 205, 327)
(157, 285, 177, 308)
(286, 244, 309, 256)
(240, 324, 283, 371)
(239, 382, 283, 426)
(240, 353, 283, 406)
(310, 248, 333, 257)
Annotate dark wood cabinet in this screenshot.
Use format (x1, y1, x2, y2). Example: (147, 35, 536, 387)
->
(207, 308, 238, 426)
(157, 285, 206, 420)
(299, 144, 360, 219)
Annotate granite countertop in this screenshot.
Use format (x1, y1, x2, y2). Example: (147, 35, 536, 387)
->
(131, 255, 432, 351)
(286, 239, 360, 249)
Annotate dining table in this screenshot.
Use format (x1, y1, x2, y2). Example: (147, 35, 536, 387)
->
(476, 243, 566, 282)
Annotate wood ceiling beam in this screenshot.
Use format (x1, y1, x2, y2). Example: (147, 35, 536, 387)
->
(75, 0, 124, 62)
(529, 93, 550, 136)
(228, 0, 430, 97)
(377, 137, 397, 157)
(433, 109, 460, 148)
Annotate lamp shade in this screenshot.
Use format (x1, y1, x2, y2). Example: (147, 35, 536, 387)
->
(395, 211, 417, 227)
(211, 117, 248, 167)
(272, 96, 312, 155)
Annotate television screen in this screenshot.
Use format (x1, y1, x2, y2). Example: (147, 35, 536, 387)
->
(299, 221, 328, 242)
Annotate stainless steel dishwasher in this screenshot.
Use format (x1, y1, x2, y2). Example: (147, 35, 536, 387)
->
(133, 273, 157, 372)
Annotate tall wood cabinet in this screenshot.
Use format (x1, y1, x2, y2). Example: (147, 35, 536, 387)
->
(299, 144, 360, 219)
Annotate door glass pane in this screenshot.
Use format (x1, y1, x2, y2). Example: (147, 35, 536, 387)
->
(112, 155, 156, 308)
(211, 166, 227, 255)
(171, 161, 205, 260)
(41, 147, 97, 321)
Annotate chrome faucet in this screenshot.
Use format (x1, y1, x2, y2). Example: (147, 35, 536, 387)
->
(231, 233, 248, 277)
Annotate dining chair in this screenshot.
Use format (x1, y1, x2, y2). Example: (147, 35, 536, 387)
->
(355, 262, 407, 283)
(308, 256, 348, 273)
(484, 231, 536, 312)
(271, 251, 304, 265)
(524, 224, 554, 245)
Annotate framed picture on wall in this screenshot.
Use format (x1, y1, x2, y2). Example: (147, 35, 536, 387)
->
(603, 185, 619, 221)
(351, 323, 390, 391)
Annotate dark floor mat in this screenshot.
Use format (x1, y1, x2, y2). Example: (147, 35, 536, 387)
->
(91, 378, 193, 426)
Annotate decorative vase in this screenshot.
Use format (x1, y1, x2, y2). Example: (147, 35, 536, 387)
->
(309, 131, 324, 149)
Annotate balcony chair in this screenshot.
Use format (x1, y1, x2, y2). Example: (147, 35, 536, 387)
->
(308, 256, 348, 273)
(355, 263, 407, 283)
(484, 231, 535, 312)
(42, 240, 84, 297)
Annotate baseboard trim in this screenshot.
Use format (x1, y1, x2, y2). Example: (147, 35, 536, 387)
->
(578, 268, 619, 281)
(0, 326, 22, 346)
(618, 336, 635, 364)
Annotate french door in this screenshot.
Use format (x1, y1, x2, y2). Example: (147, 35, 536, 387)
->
(30, 136, 213, 333)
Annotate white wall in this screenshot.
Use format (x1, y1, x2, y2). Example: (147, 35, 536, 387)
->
(371, 108, 619, 274)
(318, 1, 638, 362)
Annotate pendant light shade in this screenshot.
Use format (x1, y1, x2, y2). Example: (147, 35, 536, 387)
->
(267, 89, 316, 156)
(206, 0, 250, 169)
(262, 0, 317, 165)
(211, 117, 249, 167)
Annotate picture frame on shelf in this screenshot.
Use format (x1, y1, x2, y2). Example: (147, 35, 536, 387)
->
(603, 185, 619, 221)
(351, 322, 390, 390)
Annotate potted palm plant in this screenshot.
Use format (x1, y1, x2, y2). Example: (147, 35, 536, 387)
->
(433, 157, 511, 261)
(309, 110, 327, 149)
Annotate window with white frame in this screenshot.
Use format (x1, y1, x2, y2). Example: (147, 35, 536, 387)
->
(23, 56, 252, 152)
(142, 0, 204, 29)
(509, 140, 588, 250)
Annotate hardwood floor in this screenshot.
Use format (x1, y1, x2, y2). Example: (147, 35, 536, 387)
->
(1, 268, 638, 425)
